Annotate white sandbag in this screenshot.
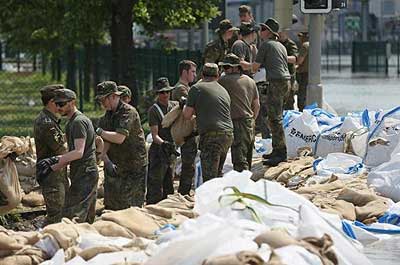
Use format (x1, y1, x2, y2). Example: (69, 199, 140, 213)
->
(284, 112, 320, 158)
(304, 108, 342, 132)
(253, 137, 272, 158)
(274, 245, 322, 265)
(364, 107, 400, 167)
(313, 153, 364, 177)
(368, 155, 400, 202)
(315, 117, 363, 158)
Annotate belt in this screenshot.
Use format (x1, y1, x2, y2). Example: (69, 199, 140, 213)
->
(202, 130, 233, 137)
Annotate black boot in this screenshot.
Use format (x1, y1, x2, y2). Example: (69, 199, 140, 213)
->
(263, 155, 287, 167)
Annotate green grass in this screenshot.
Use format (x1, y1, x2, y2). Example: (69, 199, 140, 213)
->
(0, 71, 151, 137)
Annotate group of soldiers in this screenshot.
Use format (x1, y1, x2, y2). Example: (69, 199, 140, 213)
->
(203, 5, 309, 165)
(33, 5, 310, 225)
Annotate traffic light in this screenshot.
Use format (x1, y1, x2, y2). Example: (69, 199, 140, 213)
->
(300, 0, 332, 14)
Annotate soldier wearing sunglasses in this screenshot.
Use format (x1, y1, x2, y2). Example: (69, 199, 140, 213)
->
(37, 88, 98, 223)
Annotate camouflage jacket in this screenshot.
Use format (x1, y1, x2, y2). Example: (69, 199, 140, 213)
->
(99, 101, 148, 169)
(34, 108, 67, 160)
(203, 36, 228, 65)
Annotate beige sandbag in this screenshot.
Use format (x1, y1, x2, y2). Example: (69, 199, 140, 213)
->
(0, 246, 48, 265)
(355, 199, 389, 223)
(92, 220, 136, 239)
(0, 232, 24, 250)
(101, 207, 160, 238)
(145, 205, 174, 219)
(0, 158, 23, 214)
(296, 180, 344, 194)
(202, 251, 265, 265)
(79, 245, 123, 261)
(74, 222, 99, 235)
(0, 136, 30, 159)
(0, 255, 33, 265)
(162, 106, 196, 146)
(264, 162, 291, 180)
(42, 219, 80, 250)
(12, 231, 41, 245)
(22, 191, 45, 207)
(327, 200, 356, 221)
(336, 188, 381, 206)
(254, 230, 298, 248)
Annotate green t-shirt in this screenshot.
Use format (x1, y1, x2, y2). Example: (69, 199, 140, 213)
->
(186, 80, 233, 135)
(65, 111, 96, 171)
(256, 38, 290, 80)
(99, 101, 148, 168)
(297, 41, 309, 73)
(148, 100, 178, 142)
(232, 39, 255, 76)
(218, 73, 259, 120)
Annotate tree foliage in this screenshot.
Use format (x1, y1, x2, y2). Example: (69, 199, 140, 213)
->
(133, 0, 221, 34)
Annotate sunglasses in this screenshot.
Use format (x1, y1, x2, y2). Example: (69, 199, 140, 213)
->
(55, 101, 69, 108)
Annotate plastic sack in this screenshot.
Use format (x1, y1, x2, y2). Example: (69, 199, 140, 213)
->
(368, 155, 400, 202)
(304, 108, 342, 132)
(253, 138, 272, 158)
(284, 112, 320, 158)
(0, 158, 22, 214)
(313, 153, 364, 177)
(315, 117, 363, 158)
(364, 107, 400, 167)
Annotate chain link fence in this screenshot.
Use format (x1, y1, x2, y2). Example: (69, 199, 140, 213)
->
(0, 46, 202, 137)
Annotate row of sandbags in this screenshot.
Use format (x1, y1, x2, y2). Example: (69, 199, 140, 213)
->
(254, 152, 390, 224)
(0, 193, 195, 265)
(283, 106, 400, 167)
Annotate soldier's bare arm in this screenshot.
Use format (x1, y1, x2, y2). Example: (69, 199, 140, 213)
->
(150, 125, 164, 145)
(98, 130, 126, 145)
(182, 105, 195, 120)
(51, 138, 86, 171)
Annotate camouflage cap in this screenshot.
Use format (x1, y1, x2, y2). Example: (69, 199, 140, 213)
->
(239, 21, 260, 36)
(219, 53, 241, 67)
(260, 18, 280, 37)
(117, 85, 132, 98)
(40, 84, 65, 98)
(96, 81, 122, 99)
(215, 19, 239, 34)
(53, 88, 77, 103)
(239, 5, 251, 14)
(202, 63, 219, 77)
(154, 77, 173, 93)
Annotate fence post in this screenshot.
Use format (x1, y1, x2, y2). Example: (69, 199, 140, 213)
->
(78, 50, 84, 112)
(0, 41, 2, 71)
(338, 40, 341, 72)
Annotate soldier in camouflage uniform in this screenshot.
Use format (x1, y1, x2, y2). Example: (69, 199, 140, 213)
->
(219, 54, 260, 172)
(243, 18, 292, 166)
(171, 60, 198, 195)
(279, 29, 298, 110)
(37, 89, 98, 223)
(147, 77, 179, 204)
(96, 81, 148, 210)
(203, 19, 239, 65)
(183, 63, 233, 182)
(34, 84, 68, 224)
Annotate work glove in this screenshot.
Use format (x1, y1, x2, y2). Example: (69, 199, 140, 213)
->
(36, 156, 59, 183)
(161, 141, 180, 157)
(104, 160, 118, 178)
(179, 97, 187, 110)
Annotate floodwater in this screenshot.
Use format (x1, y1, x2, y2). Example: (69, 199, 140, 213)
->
(323, 71, 400, 115)
(321, 69, 400, 264)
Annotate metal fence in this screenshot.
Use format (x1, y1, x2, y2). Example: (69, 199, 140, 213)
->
(0, 47, 202, 137)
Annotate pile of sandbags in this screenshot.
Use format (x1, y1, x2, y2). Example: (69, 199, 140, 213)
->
(295, 174, 390, 224)
(0, 226, 46, 265)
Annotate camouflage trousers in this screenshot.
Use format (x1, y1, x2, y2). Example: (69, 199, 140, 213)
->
(146, 144, 174, 205)
(231, 118, 255, 172)
(266, 80, 289, 157)
(296, 72, 308, 111)
(178, 136, 197, 195)
(284, 76, 296, 110)
(104, 165, 146, 210)
(38, 169, 68, 224)
(255, 82, 271, 139)
(63, 160, 98, 224)
(199, 132, 233, 182)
